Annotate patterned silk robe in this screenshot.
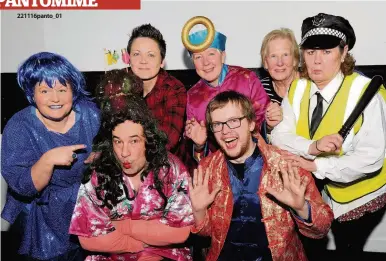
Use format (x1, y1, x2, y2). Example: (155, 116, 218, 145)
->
(191, 134, 334, 261)
(69, 153, 194, 261)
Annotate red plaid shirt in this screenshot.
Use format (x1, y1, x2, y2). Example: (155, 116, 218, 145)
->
(144, 69, 187, 152)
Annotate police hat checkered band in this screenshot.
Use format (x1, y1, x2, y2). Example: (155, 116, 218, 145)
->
(300, 27, 347, 45)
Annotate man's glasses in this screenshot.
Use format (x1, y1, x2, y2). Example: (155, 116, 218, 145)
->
(210, 116, 246, 133)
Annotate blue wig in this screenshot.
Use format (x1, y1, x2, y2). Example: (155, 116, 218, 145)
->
(17, 52, 90, 106)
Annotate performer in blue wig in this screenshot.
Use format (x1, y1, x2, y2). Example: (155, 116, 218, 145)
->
(1, 52, 100, 260)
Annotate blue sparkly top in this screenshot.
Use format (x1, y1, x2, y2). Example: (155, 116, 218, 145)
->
(1, 101, 100, 259)
(218, 144, 272, 261)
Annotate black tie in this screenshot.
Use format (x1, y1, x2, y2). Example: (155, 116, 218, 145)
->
(310, 92, 323, 138)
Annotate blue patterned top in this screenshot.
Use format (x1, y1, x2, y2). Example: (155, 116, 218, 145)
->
(218, 144, 272, 261)
(1, 101, 100, 259)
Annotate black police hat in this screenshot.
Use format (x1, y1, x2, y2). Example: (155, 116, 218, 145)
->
(300, 13, 356, 50)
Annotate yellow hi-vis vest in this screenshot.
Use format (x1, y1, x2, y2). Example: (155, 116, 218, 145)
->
(288, 72, 386, 203)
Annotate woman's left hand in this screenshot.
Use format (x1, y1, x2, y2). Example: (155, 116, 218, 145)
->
(185, 118, 207, 148)
(266, 101, 283, 128)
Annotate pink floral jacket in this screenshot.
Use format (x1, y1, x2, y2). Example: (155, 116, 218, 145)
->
(69, 153, 194, 261)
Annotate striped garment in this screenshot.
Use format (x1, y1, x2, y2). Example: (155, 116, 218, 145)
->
(260, 76, 283, 105)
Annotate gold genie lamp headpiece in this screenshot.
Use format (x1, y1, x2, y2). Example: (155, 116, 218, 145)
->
(181, 16, 226, 53)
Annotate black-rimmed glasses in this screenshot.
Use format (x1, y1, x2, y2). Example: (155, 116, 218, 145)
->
(210, 116, 246, 133)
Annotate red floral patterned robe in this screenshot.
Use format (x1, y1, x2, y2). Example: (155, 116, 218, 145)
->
(191, 134, 334, 261)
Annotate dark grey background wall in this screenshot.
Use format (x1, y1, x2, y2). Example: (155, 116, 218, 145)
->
(2, 65, 385, 133)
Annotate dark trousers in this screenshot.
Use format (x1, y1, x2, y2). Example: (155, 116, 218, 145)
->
(300, 206, 386, 261)
(299, 233, 329, 261)
(331, 206, 386, 261)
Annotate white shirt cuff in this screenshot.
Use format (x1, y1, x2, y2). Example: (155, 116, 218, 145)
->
(313, 157, 328, 180)
(298, 140, 317, 160)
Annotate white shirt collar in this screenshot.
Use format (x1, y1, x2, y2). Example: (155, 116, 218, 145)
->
(310, 72, 344, 104)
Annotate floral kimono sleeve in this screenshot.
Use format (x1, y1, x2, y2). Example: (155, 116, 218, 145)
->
(69, 173, 114, 237)
(159, 154, 194, 227)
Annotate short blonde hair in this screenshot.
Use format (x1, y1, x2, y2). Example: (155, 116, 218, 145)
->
(260, 28, 300, 69)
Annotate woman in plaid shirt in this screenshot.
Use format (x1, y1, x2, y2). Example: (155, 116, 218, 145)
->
(126, 24, 187, 153)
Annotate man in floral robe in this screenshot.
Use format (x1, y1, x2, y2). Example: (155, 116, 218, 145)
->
(69, 79, 194, 261)
(188, 91, 333, 261)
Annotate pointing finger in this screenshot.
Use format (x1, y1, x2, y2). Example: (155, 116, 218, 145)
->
(71, 144, 87, 151)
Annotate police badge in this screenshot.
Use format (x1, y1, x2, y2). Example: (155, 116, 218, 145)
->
(312, 13, 325, 27)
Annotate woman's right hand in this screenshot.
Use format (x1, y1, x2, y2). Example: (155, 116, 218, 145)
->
(266, 101, 283, 128)
(43, 144, 87, 166)
(32, 144, 87, 191)
(185, 118, 207, 148)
